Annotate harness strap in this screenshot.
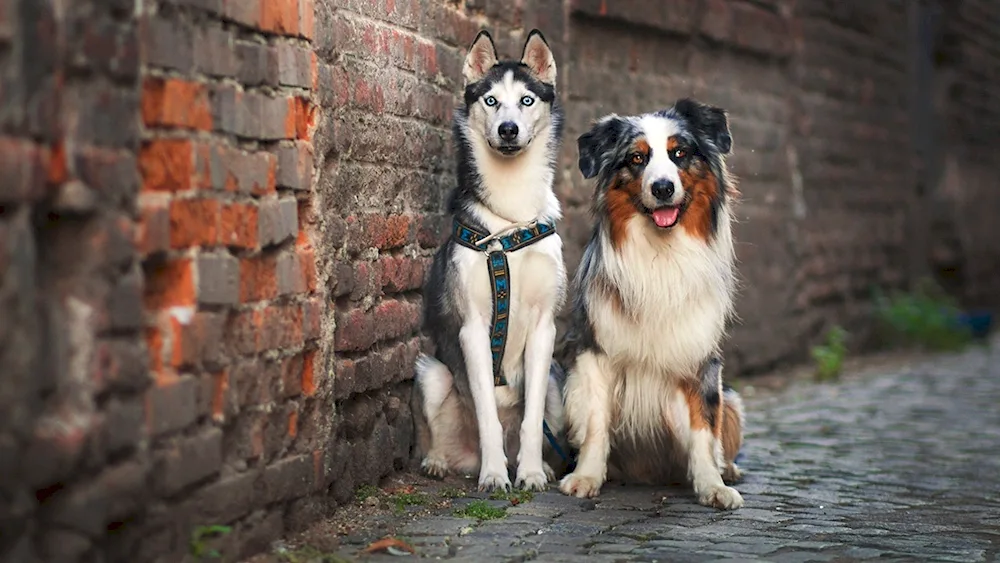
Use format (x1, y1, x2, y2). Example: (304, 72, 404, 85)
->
(452, 218, 556, 387)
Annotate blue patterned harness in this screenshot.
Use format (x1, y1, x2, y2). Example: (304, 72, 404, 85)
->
(452, 218, 570, 465)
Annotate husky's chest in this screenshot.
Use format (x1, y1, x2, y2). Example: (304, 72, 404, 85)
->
(452, 235, 566, 379)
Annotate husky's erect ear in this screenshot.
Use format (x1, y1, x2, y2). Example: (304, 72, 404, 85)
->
(520, 29, 556, 84)
(578, 115, 627, 180)
(464, 30, 498, 84)
(672, 98, 732, 155)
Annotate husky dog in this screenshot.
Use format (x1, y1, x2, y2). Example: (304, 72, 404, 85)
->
(557, 100, 745, 509)
(411, 30, 569, 492)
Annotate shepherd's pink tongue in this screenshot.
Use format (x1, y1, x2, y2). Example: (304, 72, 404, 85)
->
(652, 207, 679, 228)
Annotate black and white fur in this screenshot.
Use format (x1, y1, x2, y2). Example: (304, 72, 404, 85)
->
(411, 30, 569, 492)
(557, 100, 746, 509)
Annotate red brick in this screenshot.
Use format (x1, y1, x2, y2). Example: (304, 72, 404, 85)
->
(298, 0, 314, 40)
(240, 253, 278, 302)
(153, 428, 223, 495)
(211, 370, 228, 422)
(346, 214, 412, 253)
(168, 312, 226, 368)
(378, 256, 428, 293)
(224, 0, 261, 28)
(142, 77, 213, 130)
(299, 246, 317, 292)
(169, 198, 220, 248)
(281, 353, 304, 398)
(334, 307, 375, 352)
(140, 139, 196, 192)
(302, 297, 322, 340)
(261, 0, 299, 36)
(137, 197, 171, 255)
(147, 327, 166, 374)
(290, 97, 315, 140)
(228, 309, 264, 356)
(301, 349, 317, 396)
(274, 141, 313, 190)
(220, 201, 259, 248)
(261, 304, 304, 350)
(145, 376, 199, 437)
(211, 145, 276, 194)
(288, 410, 299, 439)
(0, 136, 49, 203)
(144, 258, 196, 310)
(373, 298, 422, 343)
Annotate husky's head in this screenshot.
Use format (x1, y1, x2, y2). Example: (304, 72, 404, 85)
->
(461, 30, 557, 157)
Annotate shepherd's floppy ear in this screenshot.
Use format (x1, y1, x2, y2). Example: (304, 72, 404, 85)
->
(578, 115, 625, 179)
(464, 30, 498, 84)
(520, 29, 556, 84)
(672, 98, 732, 155)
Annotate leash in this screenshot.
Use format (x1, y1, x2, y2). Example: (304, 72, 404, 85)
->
(451, 218, 556, 386)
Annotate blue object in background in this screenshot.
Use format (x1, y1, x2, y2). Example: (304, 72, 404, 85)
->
(955, 310, 994, 339)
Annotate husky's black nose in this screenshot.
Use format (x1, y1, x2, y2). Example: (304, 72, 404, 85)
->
(651, 180, 675, 201)
(498, 122, 519, 142)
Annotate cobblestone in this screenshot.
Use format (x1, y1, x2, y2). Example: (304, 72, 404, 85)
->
(248, 342, 1000, 562)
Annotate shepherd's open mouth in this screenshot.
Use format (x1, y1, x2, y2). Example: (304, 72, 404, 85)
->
(649, 205, 682, 228)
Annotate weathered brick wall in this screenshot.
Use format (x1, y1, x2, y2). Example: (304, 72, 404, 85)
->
(2, 0, 328, 560)
(3, 0, 1000, 561)
(0, 0, 149, 560)
(928, 0, 1000, 311)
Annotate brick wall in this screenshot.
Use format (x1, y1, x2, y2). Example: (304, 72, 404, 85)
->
(926, 0, 1000, 311)
(2, 0, 1000, 561)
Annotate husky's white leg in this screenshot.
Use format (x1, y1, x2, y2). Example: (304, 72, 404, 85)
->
(415, 355, 453, 477)
(517, 310, 555, 491)
(559, 351, 612, 498)
(459, 321, 511, 491)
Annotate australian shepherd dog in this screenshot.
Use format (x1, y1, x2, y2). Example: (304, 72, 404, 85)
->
(556, 100, 746, 509)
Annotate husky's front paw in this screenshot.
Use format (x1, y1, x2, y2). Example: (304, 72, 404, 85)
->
(515, 467, 549, 492)
(478, 467, 511, 492)
(698, 485, 744, 510)
(421, 455, 449, 479)
(559, 472, 603, 498)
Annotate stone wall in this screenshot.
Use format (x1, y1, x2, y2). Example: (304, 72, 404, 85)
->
(1, 0, 999, 561)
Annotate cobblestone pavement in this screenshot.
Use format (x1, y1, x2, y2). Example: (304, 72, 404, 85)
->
(253, 342, 1000, 562)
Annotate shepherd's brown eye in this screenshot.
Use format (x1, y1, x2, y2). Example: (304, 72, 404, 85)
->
(673, 149, 686, 159)
(631, 153, 646, 165)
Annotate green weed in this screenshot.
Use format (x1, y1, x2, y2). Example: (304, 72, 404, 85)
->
(454, 500, 507, 521)
(873, 282, 973, 351)
(190, 525, 233, 560)
(355, 484, 380, 503)
(390, 491, 430, 512)
(811, 325, 848, 382)
(489, 488, 534, 504)
(438, 486, 467, 499)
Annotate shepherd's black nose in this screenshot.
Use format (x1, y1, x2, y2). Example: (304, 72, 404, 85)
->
(498, 122, 519, 142)
(651, 180, 675, 201)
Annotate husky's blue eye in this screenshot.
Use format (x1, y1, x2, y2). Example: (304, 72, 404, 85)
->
(484, 96, 498, 107)
(521, 96, 534, 106)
